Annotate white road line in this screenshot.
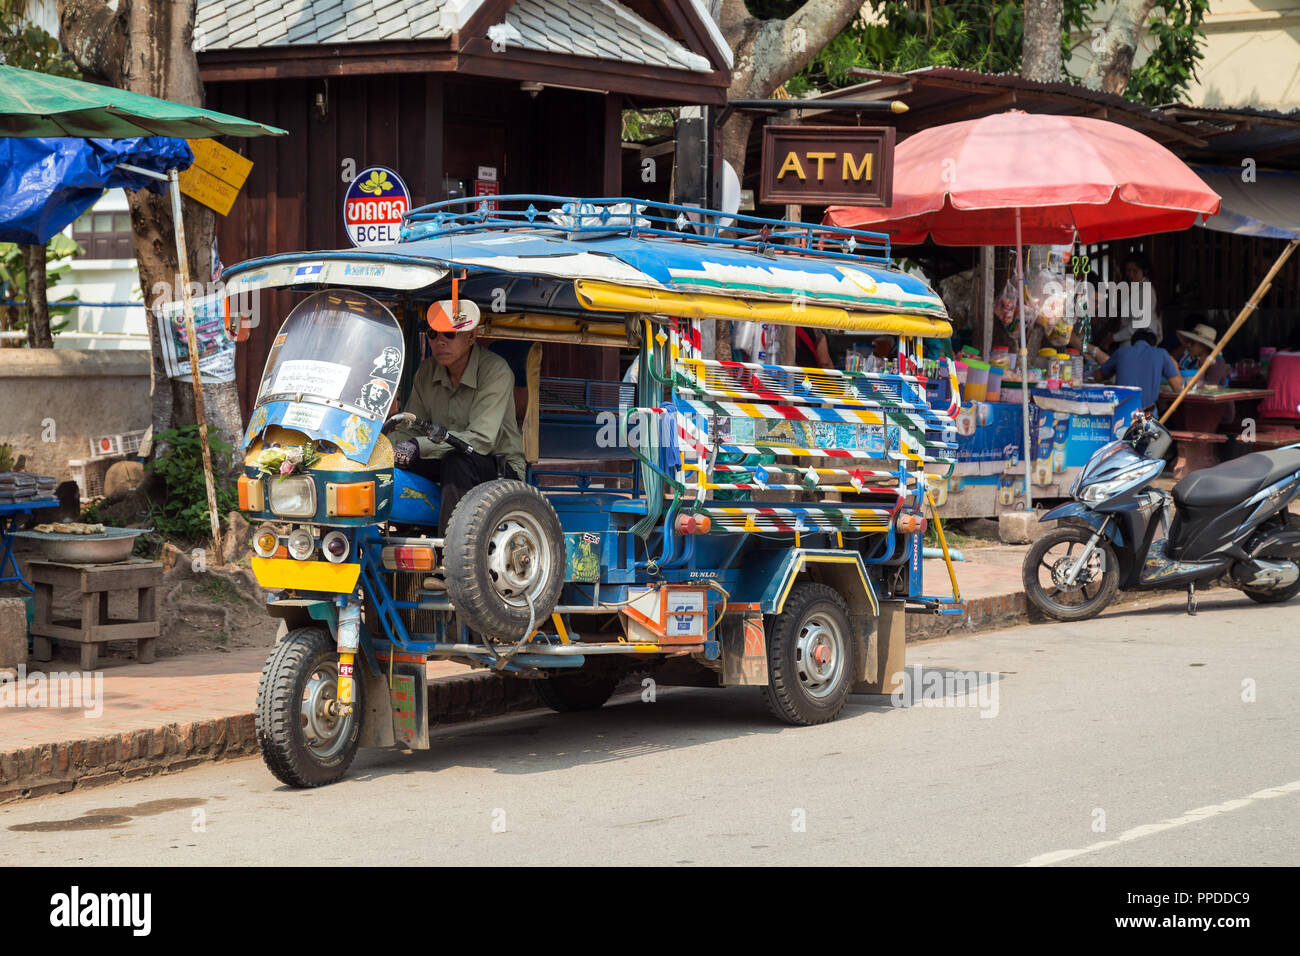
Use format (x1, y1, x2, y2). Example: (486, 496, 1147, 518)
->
(1021, 779, 1300, 867)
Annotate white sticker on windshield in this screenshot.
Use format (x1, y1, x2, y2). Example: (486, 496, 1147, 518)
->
(281, 403, 326, 431)
(272, 360, 351, 399)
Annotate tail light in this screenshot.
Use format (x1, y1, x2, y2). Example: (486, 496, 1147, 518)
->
(381, 545, 435, 571)
(896, 511, 927, 535)
(674, 513, 712, 535)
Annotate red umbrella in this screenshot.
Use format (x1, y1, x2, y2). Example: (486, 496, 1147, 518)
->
(825, 111, 1221, 509)
(825, 111, 1220, 244)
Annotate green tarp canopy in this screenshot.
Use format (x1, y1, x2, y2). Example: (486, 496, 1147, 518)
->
(0, 64, 286, 139)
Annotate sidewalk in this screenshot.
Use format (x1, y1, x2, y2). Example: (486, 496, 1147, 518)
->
(0, 546, 1038, 803)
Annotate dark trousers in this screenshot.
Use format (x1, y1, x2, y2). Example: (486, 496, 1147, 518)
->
(403, 451, 519, 534)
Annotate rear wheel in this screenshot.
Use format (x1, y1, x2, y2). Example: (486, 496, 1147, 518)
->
(761, 583, 854, 726)
(536, 671, 620, 712)
(1243, 572, 1300, 605)
(1023, 525, 1119, 622)
(255, 627, 361, 788)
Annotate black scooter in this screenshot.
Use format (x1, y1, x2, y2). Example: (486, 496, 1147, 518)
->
(1022, 412, 1300, 620)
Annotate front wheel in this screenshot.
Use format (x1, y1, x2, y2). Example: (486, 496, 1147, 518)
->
(1023, 525, 1120, 622)
(256, 627, 361, 788)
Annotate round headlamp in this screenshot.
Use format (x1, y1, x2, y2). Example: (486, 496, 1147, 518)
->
(321, 530, 351, 564)
(287, 527, 316, 561)
(252, 523, 280, 559)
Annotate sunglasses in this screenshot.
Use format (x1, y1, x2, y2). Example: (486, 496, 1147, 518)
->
(426, 329, 459, 341)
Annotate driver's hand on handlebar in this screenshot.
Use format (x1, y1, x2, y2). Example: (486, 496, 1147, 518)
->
(392, 439, 419, 467)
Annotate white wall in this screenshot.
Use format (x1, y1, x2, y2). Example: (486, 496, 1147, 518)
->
(56, 190, 150, 351)
(1068, 0, 1300, 110)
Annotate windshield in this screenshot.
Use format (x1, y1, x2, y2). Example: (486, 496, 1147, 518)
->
(254, 289, 404, 419)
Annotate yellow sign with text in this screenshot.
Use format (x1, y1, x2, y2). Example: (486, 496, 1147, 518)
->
(177, 138, 253, 216)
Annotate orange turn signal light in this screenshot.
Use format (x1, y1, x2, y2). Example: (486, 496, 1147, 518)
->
(326, 481, 375, 517)
(238, 474, 265, 512)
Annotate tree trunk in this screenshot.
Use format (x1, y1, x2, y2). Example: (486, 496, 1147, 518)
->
(21, 244, 54, 348)
(1082, 0, 1159, 94)
(711, 0, 863, 361)
(1022, 0, 1064, 83)
(58, 0, 242, 451)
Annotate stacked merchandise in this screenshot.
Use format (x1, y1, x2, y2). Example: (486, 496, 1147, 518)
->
(0, 472, 58, 504)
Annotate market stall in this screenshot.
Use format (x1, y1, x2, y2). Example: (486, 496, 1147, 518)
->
(827, 111, 1222, 515)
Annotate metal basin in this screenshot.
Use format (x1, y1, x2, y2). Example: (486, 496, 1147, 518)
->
(14, 527, 150, 564)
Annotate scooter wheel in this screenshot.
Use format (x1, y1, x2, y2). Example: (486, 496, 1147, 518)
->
(1243, 574, 1300, 605)
(1023, 525, 1119, 622)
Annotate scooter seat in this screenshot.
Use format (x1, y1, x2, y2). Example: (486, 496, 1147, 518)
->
(1172, 447, 1300, 508)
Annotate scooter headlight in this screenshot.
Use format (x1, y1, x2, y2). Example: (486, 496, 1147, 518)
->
(1078, 460, 1162, 504)
(321, 530, 351, 564)
(252, 523, 280, 559)
(286, 527, 316, 561)
(269, 476, 316, 518)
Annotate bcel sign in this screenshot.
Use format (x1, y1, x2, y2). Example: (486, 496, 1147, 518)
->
(343, 166, 410, 247)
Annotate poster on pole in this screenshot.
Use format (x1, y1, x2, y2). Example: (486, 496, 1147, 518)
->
(154, 294, 237, 383)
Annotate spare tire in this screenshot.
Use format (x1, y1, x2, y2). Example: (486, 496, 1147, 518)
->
(443, 479, 565, 640)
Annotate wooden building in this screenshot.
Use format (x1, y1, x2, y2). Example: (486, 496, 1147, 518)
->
(195, 0, 731, 413)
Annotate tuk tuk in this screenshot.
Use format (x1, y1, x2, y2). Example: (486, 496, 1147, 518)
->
(222, 196, 962, 787)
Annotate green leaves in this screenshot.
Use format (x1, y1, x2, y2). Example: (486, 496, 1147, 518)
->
(146, 426, 239, 542)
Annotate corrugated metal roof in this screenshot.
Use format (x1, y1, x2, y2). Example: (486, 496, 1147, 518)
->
(195, 0, 714, 72)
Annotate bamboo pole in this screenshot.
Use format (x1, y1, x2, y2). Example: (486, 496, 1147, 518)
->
(169, 169, 225, 565)
(1161, 238, 1300, 425)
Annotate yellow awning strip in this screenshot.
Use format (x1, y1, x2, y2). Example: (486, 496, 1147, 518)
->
(573, 279, 952, 339)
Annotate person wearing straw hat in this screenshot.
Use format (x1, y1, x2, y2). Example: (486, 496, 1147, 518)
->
(1177, 320, 1235, 423)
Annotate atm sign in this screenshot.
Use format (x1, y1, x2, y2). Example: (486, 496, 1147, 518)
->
(759, 126, 895, 206)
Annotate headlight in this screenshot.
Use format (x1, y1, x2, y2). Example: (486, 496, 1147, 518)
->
(287, 527, 315, 561)
(1078, 461, 1161, 503)
(269, 476, 316, 518)
(321, 530, 351, 564)
(252, 522, 280, 558)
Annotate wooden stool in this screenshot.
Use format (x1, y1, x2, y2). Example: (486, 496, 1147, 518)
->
(29, 558, 161, 668)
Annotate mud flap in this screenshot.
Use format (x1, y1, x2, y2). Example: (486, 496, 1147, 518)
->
(388, 660, 429, 750)
(358, 667, 396, 749)
(852, 599, 905, 695)
(358, 656, 429, 750)
(720, 611, 768, 686)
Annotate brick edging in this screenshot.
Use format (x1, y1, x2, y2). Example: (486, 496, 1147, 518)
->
(1, 672, 551, 804)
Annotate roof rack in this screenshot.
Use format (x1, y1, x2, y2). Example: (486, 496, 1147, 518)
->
(401, 195, 892, 265)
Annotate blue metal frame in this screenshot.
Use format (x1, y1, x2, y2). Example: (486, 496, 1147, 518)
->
(0, 498, 59, 592)
(402, 194, 893, 265)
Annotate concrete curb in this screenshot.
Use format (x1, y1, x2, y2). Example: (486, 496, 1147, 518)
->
(0, 673, 548, 804)
(0, 583, 1189, 802)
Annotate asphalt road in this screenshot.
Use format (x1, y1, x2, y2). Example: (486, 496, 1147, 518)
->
(3, 592, 1297, 866)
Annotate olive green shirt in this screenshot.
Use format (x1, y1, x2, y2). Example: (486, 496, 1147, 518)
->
(393, 345, 525, 477)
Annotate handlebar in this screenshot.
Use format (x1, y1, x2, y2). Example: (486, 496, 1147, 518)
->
(382, 413, 477, 455)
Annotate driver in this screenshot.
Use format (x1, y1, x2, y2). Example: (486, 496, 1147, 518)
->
(389, 304, 525, 532)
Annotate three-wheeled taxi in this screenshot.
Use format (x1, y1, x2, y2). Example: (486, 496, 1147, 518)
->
(223, 196, 962, 787)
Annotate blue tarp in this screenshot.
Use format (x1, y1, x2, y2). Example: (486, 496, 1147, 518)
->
(0, 136, 193, 244)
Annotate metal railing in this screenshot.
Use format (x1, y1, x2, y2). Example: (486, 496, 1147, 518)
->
(401, 195, 892, 265)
